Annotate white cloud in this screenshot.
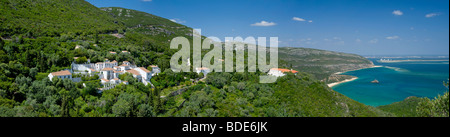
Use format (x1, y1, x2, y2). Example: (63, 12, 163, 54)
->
(369, 39, 379, 44)
(251, 21, 276, 27)
(355, 39, 362, 42)
(425, 12, 441, 18)
(141, 0, 152, 2)
(386, 36, 400, 40)
(292, 17, 313, 23)
(292, 17, 306, 22)
(392, 10, 403, 16)
(333, 37, 341, 40)
(170, 18, 186, 23)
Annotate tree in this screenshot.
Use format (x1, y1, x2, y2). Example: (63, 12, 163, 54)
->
(112, 99, 132, 117)
(0, 50, 7, 63)
(76, 57, 88, 64)
(198, 72, 204, 78)
(29, 67, 38, 79)
(137, 104, 156, 117)
(416, 81, 449, 117)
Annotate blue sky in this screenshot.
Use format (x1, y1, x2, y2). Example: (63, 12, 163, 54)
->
(87, 0, 449, 56)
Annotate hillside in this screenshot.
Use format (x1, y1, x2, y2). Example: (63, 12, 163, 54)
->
(377, 96, 422, 117)
(100, 7, 195, 48)
(0, 0, 394, 117)
(278, 47, 374, 82)
(377, 90, 449, 117)
(0, 0, 124, 38)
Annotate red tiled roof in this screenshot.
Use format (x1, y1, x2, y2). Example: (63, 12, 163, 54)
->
(126, 70, 141, 76)
(102, 68, 114, 71)
(196, 67, 210, 70)
(270, 68, 298, 74)
(51, 70, 71, 76)
(138, 67, 151, 73)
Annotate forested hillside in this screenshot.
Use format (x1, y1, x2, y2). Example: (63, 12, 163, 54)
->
(0, 0, 124, 37)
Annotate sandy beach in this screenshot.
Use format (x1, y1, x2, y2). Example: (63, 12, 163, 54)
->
(328, 65, 382, 88)
(328, 77, 358, 88)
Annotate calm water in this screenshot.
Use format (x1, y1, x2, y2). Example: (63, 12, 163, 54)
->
(333, 58, 449, 106)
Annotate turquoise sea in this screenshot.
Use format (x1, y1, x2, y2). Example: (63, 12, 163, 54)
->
(332, 57, 449, 106)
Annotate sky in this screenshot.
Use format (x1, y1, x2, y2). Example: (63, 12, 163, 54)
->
(86, 0, 449, 56)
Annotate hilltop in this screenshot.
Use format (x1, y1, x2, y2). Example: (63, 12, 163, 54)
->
(0, 0, 124, 38)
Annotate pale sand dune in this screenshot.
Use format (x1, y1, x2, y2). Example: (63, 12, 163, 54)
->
(328, 77, 358, 88)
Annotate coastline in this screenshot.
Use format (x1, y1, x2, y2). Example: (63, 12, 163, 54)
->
(328, 77, 358, 88)
(327, 65, 383, 88)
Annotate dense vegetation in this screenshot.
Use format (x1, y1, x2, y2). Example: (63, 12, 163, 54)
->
(0, 0, 124, 38)
(0, 0, 446, 117)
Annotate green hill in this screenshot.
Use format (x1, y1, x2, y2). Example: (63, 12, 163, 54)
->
(0, 0, 395, 117)
(278, 47, 374, 82)
(0, 0, 124, 37)
(377, 97, 422, 117)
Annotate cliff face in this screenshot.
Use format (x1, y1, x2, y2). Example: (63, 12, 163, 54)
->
(278, 47, 373, 81)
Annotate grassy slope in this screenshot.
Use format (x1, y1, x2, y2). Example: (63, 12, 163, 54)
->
(0, 0, 123, 37)
(271, 74, 390, 117)
(377, 97, 422, 117)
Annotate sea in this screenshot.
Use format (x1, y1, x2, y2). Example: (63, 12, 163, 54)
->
(332, 56, 449, 106)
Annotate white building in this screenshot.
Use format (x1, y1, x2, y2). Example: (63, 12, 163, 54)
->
(134, 67, 152, 81)
(195, 67, 210, 76)
(101, 68, 114, 80)
(95, 59, 118, 71)
(149, 65, 161, 76)
(126, 69, 142, 82)
(268, 68, 299, 77)
(48, 70, 72, 81)
(110, 78, 121, 84)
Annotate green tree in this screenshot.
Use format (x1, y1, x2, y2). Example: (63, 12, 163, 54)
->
(112, 99, 132, 117)
(137, 104, 156, 117)
(29, 67, 38, 79)
(416, 81, 449, 117)
(76, 57, 88, 64)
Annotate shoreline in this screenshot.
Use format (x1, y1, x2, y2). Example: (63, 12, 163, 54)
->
(328, 77, 358, 88)
(328, 65, 383, 88)
(378, 59, 449, 63)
